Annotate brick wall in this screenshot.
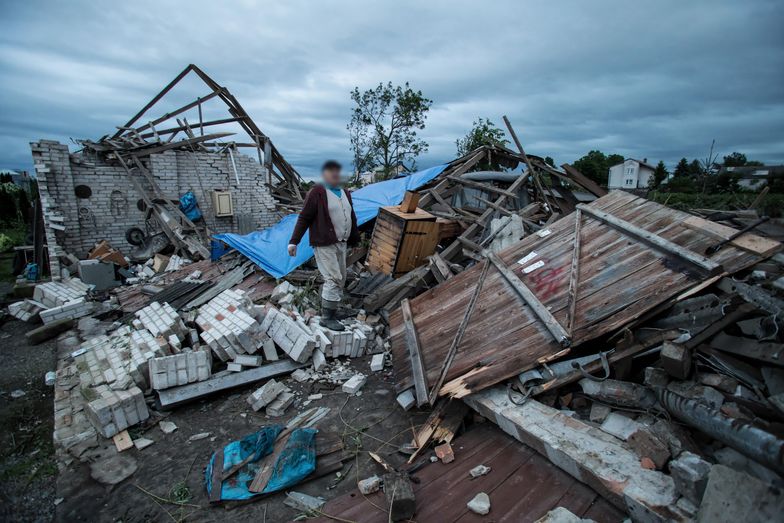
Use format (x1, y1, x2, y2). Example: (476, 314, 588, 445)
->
(30, 140, 280, 260)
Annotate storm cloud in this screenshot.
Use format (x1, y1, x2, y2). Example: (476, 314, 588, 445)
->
(0, 0, 782, 178)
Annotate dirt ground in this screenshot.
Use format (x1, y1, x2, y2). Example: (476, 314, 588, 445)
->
(0, 318, 59, 522)
(0, 311, 421, 522)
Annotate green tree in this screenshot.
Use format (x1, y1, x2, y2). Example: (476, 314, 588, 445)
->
(723, 151, 764, 168)
(572, 150, 623, 186)
(348, 82, 432, 179)
(648, 161, 668, 189)
(456, 118, 509, 157)
(455, 118, 510, 170)
(545, 156, 555, 167)
(673, 158, 691, 178)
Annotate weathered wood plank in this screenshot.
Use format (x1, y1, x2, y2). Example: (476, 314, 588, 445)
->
(577, 204, 723, 276)
(400, 298, 429, 406)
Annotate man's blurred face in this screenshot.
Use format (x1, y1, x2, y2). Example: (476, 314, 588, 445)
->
(322, 166, 341, 187)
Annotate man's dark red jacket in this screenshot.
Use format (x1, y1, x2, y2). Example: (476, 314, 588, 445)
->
(288, 185, 361, 247)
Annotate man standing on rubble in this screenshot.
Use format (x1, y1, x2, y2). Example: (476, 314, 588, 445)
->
(287, 160, 360, 331)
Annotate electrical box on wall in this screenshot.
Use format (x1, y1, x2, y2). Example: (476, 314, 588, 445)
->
(211, 191, 234, 217)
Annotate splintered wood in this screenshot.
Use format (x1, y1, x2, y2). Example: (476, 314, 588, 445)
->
(389, 191, 780, 400)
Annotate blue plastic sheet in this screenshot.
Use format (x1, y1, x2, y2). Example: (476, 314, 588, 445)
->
(214, 163, 447, 278)
(179, 191, 202, 221)
(205, 426, 318, 501)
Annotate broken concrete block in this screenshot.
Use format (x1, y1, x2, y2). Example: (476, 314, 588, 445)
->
(599, 412, 641, 441)
(589, 403, 611, 423)
(159, 420, 177, 434)
(396, 389, 415, 411)
(247, 380, 286, 411)
(696, 464, 784, 522)
(133, 437, 155, 450)
(469, 465, 491, 478)
(227, 362, 244, 372)
(233, 354, 263, 367)
(271, 281, 295, 302)
(370, 353, 384, 372)
(467, 492, 491, 515)
(465, 389, 681, 522)
(342, 374, 366, 394)
(312, 348, 326, 371)
(535, 507, 595, 523)
(292, 369, 310, 382)
(435, 442, 454, 463)
(266, 391, 295, 417)
(669, 451, 711, 505)
(627, 427, 670, 469)
(358, 475, 381, 495)
(284, 491, 325, 512)
(660, 341, 691, 379)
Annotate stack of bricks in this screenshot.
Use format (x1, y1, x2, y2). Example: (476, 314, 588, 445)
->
(129, 329, 170, 389)
(247, 379, 288, 411)
(148, 349, 212, 390)
(164, 254, 190, 272)
(33, 278, 91, 308)
(133, 301, 187, 347)
(53, 361, 98, 454)
(84, 385, 149, 438)
(307, 318, 374, 359)
(196, 289, 265, 362)
(74, 331, 135, 390)
(260, 306, 316, 363)
(33, 278, 95, 324)
(7, 299, 46, 322)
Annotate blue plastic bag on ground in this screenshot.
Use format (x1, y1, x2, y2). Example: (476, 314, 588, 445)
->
(205, 426, 318, 501)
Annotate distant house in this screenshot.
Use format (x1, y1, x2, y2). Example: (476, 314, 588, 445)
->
(357, 164, 409, 185)
(719, 165, 784, 190)
(0, 169, 32, 192)
(608, 158, 656, 190)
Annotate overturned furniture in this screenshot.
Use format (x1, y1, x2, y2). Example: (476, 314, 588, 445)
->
(367, 196, 440, 278)
(390, 190, 780, 406)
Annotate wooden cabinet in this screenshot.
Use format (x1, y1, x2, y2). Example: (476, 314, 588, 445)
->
(367, 206, 439, 278)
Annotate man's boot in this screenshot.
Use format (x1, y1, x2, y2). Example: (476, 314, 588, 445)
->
(320, 299, 345, 331)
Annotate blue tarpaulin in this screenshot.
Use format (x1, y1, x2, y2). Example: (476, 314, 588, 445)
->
(214, 163, 448, 278)
(205, 426, 318, 501)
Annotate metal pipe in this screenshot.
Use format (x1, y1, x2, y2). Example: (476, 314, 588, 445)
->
(657, 388, 784, 475)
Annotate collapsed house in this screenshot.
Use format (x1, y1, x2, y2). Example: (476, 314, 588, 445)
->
(15, 68, 784, 521)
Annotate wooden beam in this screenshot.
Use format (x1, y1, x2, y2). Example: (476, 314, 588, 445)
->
(400, 298, 429, 406)
(561, 164, 607, 198)
(440, 169, 530, 261)
(113, 64, 197, 139)
(138, 117, 244, 139)
(129, 132, 234, 157)
(446, 175, 518, 198)
(428, 260, 490, 404)
(487, 251, 571, 347)
(157, 360, 305, 408)
(577, 204, 723, 276)
(565, 209, 583, 335)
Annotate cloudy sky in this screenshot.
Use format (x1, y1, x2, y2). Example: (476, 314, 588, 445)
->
(1, 1, 782, 178)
